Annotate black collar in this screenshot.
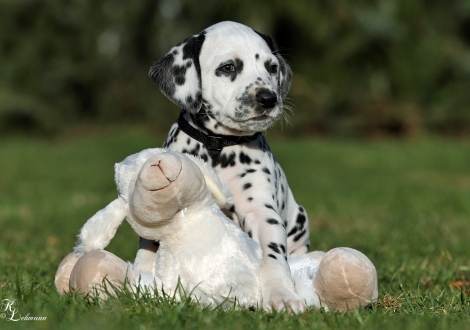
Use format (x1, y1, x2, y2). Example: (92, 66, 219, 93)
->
(177, 112, 261, 152)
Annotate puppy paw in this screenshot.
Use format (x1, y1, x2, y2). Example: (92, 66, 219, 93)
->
(263, 290, 306, 313)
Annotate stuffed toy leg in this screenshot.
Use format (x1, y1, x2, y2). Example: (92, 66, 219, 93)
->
(55, 149, 378, 311)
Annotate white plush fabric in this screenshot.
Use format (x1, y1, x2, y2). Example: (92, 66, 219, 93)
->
(74, 148, 322, 309)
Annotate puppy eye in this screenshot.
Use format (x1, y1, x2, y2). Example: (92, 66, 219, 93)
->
(221, 64, 235, 73)
(270, 64, 278, 74)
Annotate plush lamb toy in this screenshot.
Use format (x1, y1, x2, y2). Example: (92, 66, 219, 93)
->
(55, 149, 378, 312)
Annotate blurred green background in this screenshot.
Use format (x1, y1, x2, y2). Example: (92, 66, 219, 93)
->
(2, 0, 470, 138)
(1, 2, 470, 327)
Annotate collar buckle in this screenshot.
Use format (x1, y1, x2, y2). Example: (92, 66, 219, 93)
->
(205, 136, 225, 152)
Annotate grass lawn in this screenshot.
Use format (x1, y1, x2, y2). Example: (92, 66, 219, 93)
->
(0, 126, 469, 329)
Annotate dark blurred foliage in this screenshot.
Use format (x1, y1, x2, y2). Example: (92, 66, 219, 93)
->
(1, 0, 470, 137)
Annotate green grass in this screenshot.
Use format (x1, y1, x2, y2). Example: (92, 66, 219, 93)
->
(1, 127, 469, 329)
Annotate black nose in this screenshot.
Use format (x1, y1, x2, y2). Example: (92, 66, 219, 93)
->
(256, 90, 278, 109)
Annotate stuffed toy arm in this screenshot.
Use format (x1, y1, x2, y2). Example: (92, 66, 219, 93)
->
(184, 154, 233, 209)
(74, 198, 128, 257)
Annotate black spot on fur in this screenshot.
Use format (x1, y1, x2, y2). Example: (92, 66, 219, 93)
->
(268, 254, 277, 260)
(186, 138, 191, 145)
(279, 244, 286, 254)
(255, 54, 260, 60)
(185, 95, 194, 105)
(293, 229, 306, 242)
(214, 151, 236, 168)
(181, 32, 206, 72)
(164, 127, 180, 146)
(247, 197, 253, 202)
(172, 63, 189, 85)
(287, 226, 298, 237)
(296, 213, 306, 226)
(182, 143, 200, 157)
(262, 167, 271, 175)
(239, 152, 252, 165)
(268, 242, 281, 254)
(254, 160, 261, 164)
(248, 230, 252, 238)
(200, 153, 208, 162)
(265, 204, 275, 211)
(266, 218, 280, 225)
(239, 168, 256, 178)
(243, 183, 252, 190)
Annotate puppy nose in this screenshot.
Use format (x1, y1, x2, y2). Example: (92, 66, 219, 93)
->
(256, 90, 277, 109)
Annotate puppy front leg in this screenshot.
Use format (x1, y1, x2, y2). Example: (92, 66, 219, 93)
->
(244, 212, 306, 313)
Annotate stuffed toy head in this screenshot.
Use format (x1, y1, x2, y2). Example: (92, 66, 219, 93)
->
(74, 149, 232, 257)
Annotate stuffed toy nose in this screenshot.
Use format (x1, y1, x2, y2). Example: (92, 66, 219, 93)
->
(139, 153, 182, 191)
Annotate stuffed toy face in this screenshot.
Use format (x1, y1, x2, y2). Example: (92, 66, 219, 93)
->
(74, 148, 233, 256)
(129, 151, 207, 226)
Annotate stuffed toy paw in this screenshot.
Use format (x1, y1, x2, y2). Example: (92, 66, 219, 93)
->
(55, 149, 378, 311)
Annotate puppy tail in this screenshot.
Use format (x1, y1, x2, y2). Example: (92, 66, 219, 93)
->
(74, 198, 128, 257)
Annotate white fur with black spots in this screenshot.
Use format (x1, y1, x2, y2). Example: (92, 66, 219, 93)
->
(141, 21, 310, 312)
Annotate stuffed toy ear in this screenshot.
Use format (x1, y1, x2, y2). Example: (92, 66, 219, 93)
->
(184, 154, 233, 209)
(254, 30, 293, 100)
(115, 148, 166, 202)
(149, 32, 206, 113)
(74, 198, 128, 257)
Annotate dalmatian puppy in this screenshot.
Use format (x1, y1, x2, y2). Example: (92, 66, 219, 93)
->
(139, 21, 310, 312)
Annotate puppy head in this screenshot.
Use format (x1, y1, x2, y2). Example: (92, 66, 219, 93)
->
(150, 21, 292, 134)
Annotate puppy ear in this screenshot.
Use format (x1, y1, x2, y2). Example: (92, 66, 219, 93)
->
(254, 31, 293, 100)
(276, 55, 293, 100)
(149, 32, 206, 113)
